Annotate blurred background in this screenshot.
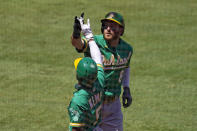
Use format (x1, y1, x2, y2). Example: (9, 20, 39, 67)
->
(0, 0, 196, 130)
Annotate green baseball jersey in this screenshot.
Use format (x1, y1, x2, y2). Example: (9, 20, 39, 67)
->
(68, 66, 104, 131)
(82, 35, 133, 97)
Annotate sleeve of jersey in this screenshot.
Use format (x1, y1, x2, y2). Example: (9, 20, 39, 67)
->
(96, 65, 105, 88)
(75, 36, 89, 54)
(76, 36, 100, 58)
(75, 37, 89, 53)
(126, 45, 133, 67)
(68, 99, 88, 129)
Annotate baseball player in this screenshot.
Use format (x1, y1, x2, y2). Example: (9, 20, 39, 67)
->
(71, 12, 133, 131)
(68, 15, 104, 131)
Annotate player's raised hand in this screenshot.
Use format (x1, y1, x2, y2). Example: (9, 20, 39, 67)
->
(73, 13, 84, 38)
(77, 13, 93, 41)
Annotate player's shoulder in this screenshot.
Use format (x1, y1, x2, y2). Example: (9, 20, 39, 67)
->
(119, 38, 133, 52)
(71, 89, 89, 106)
(96, 66, 105, 88)
(73, 89, 89, 100)
(93, 35, 106, 47)
(94, 34, 104, 40)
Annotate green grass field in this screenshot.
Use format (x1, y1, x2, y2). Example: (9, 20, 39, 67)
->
(0, 0, 197, 130)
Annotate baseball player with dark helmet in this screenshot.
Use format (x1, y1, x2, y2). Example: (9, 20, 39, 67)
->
(68, 16, 104, 131)
(71, 12, 133, 131)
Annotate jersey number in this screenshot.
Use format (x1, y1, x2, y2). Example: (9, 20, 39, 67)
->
(96, 105, 102, 120)
(93, 105, 102, 126)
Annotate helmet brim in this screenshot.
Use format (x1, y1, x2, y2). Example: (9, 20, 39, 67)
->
(101, 18, 123, 27)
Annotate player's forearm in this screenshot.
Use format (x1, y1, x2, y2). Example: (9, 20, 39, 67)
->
(75, 12, 102, 65)
(71, 35, 85, 50)
(122, 67, 130, 88)
(89, 40, 102, 65)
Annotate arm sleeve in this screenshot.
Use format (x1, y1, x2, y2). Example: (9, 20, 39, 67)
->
(89, 40, 102, 65)
(97, 66, 105, 88)
(122, 67, 130, 87)
(75, 38, 88, 53)
(68, 101, 86, 128)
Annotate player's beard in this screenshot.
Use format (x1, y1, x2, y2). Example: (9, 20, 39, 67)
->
(104, 31, 120, 43)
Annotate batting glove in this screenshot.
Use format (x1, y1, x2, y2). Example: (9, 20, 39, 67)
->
(77, 14, 94, 41)
(122, 87, 132, 108)
(72, 13, 84, 39)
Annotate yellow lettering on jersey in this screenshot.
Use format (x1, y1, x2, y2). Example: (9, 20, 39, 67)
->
(102, 51, 131, 67)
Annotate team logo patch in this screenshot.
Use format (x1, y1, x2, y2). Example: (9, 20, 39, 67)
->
(108, 13, 114, 19)
(69, 108, 80, 121)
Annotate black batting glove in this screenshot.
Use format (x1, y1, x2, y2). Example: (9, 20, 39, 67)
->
(73, 13, 84, 38)
(122, 87, 132, 108)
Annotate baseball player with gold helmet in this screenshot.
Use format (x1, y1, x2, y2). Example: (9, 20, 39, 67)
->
(68, 16, 104, 131)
